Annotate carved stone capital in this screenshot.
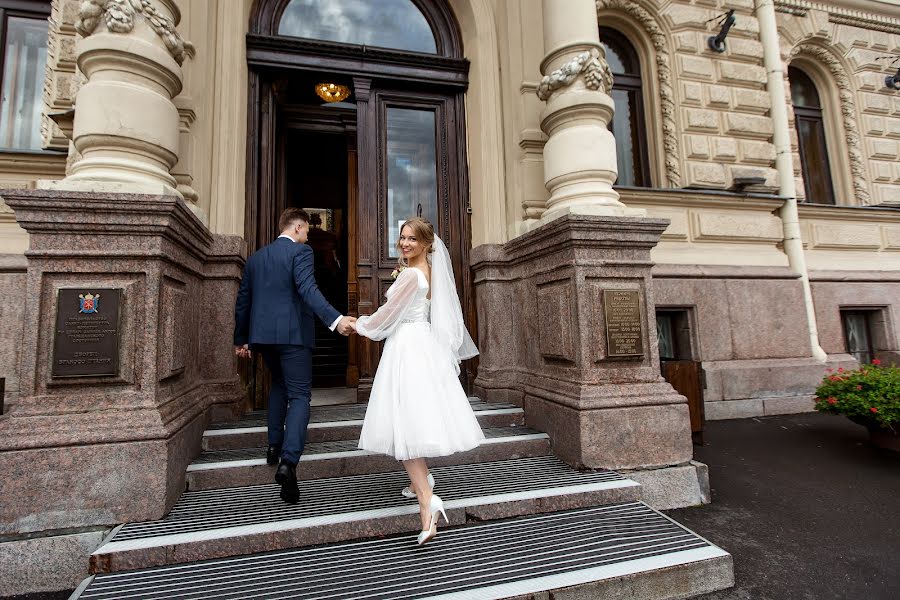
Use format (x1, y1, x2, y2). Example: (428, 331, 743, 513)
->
(537, 48, 613, 101)
(76, 0, 193, 66)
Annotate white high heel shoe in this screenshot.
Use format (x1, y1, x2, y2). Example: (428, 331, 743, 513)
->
(402, 473, 435, 499)
(416, 494, 448, 546)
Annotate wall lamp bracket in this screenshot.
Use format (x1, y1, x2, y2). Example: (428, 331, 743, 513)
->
(875, 56, 900, 91)
(707, 10, 736, 53)
(886, 68, 900, 91)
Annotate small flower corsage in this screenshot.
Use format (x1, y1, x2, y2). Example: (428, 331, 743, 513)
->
(390, 266, 406, 281)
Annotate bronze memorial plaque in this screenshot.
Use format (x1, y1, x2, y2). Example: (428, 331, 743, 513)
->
(52, 288, 122, 378)
(603, 289, 644, 358)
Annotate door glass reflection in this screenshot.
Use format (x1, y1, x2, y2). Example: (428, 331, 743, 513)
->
(386, 108, 437, 258)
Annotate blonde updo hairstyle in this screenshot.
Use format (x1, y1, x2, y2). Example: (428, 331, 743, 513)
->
(396, 217, 435, 268)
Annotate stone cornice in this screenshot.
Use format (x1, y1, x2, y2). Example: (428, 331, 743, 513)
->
(0, 189, 214, 264)
(619, 187, 786, 212)
(798, 203, 900, 222)
(808, 269, 900, 281)
(775, 0, 900, 33)
(0, 151, 67, 178)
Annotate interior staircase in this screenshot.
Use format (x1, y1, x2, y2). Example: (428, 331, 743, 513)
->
(70, 397, 733, 599)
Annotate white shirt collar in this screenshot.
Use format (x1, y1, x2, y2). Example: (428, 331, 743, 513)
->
(278, 234, 296, 242)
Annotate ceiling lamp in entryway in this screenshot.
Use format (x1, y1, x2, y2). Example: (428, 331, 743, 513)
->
(315, 82, 351, 103)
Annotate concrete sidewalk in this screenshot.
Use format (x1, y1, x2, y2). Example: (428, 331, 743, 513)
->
(667, 412, 900, 600)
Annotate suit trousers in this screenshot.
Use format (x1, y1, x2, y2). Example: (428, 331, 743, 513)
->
(258, 344, 313, 465)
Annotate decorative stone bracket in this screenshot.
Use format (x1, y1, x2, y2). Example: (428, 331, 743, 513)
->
(76, 0, 194, 65)
(537, 48, 613, 101)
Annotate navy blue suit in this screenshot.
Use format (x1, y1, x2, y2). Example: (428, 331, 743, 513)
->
(234, 236, 341, 464)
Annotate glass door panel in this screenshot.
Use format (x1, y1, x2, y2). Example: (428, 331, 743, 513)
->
(385, 107, 438, 257)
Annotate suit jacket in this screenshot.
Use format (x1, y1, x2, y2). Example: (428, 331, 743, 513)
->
(234, 237, 340, 348)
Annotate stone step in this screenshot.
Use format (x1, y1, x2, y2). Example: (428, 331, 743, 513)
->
(187, 426, 550, 491)
(88, 455, 641, 574)
(203, 400, 525, 450)
(75, 502, 732, 600)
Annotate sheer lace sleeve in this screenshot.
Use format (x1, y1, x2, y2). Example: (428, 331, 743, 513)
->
(355, 268, 427, 341)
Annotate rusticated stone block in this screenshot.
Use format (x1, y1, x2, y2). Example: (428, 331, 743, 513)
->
(687, 161, 727, 187)
(683, 107, 719, 131)
(678, 55, 715, 80)
(712, 137, 738, 161)
(861, 92, 891, 114)
(705, 84, 731, 108)
(716, 61, 767, 86)
(725, 113, 773, 138)
(681, 81, 703, 105)
(733, 88, 770, 113)
(685, 135, 710, 159)
(739, 139, 776, 164)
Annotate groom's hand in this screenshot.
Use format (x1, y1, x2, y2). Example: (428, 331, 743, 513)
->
(336, 316, 357, 336)
(234, 344, 251, 359)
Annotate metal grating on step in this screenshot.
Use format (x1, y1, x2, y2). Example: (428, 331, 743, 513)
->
(104, 456, 629, 544)
(205, 399, 520, 432)
(191, 426, 545, 465)
(76, 503, 728, 600)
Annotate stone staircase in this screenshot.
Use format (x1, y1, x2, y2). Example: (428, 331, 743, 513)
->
(70, 398, 733, 599)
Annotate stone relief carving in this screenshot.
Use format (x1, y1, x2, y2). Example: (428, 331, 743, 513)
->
(536, 48, 613, 101)
(595, 0, 681, 188)
(790, 44, 871, 205)
(76, 0, 193, 65)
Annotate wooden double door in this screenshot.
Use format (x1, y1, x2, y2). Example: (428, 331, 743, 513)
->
(245, 66, 474, 402)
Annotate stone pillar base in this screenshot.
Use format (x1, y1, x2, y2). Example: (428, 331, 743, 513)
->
(472, 214, 697, 485)
(0, 189, 245, 535)
(525, 387, 692, 471)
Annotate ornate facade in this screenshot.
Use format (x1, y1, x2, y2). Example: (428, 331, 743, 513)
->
(0, 0, 899, 595)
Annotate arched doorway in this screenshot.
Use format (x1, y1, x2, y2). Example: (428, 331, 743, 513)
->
(246, 0, 473, 401)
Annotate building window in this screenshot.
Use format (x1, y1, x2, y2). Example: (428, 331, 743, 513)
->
(789, 66, 836, 205)
(277, 0, 437, 54)
(0, 1, 49, 151)
(599, 27, 650, 188)
(841, 310, 876, 365)
(656, 309, 692, 361)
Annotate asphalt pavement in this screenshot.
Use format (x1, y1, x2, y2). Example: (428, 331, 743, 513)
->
(667, 412, 900, 600)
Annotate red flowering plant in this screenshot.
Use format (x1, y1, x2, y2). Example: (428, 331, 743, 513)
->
(814, 360, 900, 430)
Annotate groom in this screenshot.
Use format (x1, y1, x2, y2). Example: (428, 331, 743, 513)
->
(234, 208, 356, 504)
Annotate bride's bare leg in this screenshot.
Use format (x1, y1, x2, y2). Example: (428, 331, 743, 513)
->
(403, 458, 432, 529)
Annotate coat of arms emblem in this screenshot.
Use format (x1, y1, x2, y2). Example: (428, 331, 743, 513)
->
(79, 293, 100, 314)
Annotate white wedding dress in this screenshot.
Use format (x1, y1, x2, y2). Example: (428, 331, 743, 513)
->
(355, 266, 485, 460)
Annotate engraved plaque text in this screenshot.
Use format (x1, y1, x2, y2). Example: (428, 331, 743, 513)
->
(603, 289, 644, 358)
(52, 288, 122, 377)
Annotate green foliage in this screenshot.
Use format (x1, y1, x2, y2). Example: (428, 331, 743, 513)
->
(814, 360, 900, 429)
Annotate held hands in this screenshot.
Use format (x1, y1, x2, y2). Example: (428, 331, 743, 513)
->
(234, 344, 251, 359)
(337, 316, 357, 336)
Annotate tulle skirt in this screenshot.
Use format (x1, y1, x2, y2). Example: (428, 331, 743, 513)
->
(358, 322, 485, 460)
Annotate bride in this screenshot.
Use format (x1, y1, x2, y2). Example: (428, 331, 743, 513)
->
(351, 217, 484, 545)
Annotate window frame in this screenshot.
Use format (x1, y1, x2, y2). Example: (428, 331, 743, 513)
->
(599, 26, 652, 189)
(789, 65, 839, 206)
(0, 0, 51, 153)
(655, 307, 695, 362)
(840, 309, 875, 365)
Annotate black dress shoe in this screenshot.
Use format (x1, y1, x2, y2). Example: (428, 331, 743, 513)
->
(275, 460, 299, 504)
(266, 445, 281, 466)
